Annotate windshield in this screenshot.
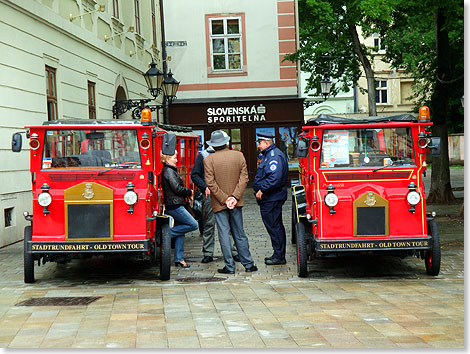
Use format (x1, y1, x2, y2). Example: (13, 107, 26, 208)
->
(42, 129, 141, 169)
(320, 127, 415, 169)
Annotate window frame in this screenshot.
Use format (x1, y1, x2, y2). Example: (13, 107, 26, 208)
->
(134, 0, 141, 35)
(375, 80, 388, 105)
(151, 0, 157, 46)
(88, 81, 96, 119)
(45, 65, 58, 121)
(112, 0, 119, 18)
(373, 33, 385, 52)
(205, 14, 247, 77)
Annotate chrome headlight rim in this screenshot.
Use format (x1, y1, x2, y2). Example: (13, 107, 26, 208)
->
(324, 193, 338, 207)
(124, 191, 138, 205)
(38, 192, 52, 207)
(406, 190, 421, 205)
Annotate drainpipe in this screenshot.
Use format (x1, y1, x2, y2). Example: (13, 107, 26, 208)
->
(159, 0, 169, 124)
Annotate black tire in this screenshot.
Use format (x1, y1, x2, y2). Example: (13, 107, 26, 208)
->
(425, 219, 441, 276)
(296, 221, 308, 278)
(24, 226, 35, 283)
(159, 223, 171, 281)
(291, 199, 297, 244)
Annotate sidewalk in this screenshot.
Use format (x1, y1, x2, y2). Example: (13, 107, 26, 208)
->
(0, 169, 463, 348)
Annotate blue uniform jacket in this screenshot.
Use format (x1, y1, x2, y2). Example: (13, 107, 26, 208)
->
(253, 144, 288, 202)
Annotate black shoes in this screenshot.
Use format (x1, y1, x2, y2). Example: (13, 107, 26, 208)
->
(218, 267, 235, 274)
(174, 261, 191, 268)
(245, 265, 258, 273)
(265, 258, 286, 265)
(264, 255, 275, 261)
(201, 256, 213, 263)
(233, 255, 241, 262)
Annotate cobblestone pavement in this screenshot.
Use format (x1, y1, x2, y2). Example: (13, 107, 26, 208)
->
(0, 190, 463, 348)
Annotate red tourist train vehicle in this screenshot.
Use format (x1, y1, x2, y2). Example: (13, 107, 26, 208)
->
(292, 107, 442, 277)
(11, 110, 199, 282)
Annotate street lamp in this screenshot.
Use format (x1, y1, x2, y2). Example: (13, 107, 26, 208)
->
(113, 61, 180, 120)
(303, 72, 333, 109)
(143, 61, 164, 99)
(320, 73, 332, 100)
(162, 70, 180, 105)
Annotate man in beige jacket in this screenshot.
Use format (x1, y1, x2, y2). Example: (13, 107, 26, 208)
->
(204, 130, 258, 274)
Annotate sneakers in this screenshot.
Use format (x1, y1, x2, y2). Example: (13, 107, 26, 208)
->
(201, 256, 213, 263)
(245, 265, 258, 273)
(265, 258, 286, 265)
(217, 266, 235, 274)
(233, 255, 241, 262)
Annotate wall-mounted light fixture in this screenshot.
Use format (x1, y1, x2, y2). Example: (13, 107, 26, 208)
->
(70, 5, 105, 22)
(112, 61, 180, 120)
(104, 26, 134, 42)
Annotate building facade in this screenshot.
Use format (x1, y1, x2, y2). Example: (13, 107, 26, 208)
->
(163, 0, 303, 180)
(356, 30, 415, 115)
(0, 0, 165, 246)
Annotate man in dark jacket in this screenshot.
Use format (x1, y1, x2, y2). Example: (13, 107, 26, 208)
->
(191, 139, 239, 264)
(253, 132, 288, 265)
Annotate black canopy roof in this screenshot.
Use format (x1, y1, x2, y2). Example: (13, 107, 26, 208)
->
(305, 114, 418, 126)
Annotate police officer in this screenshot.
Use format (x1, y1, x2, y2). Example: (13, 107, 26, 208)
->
(253, 132, 288, 265)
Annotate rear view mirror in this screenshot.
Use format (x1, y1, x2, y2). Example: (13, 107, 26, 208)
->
(162, 132, 176, 156)
(296, 138, 309, 158)
(428, 137, 441, 156)
(12, 133, 22, 152)
(86, 132, 104, 140)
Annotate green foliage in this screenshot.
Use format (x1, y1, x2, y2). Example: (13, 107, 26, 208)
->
(289, 0, 463, 133)
(369, 0, 464, 132)
(285, 0, 367, 97)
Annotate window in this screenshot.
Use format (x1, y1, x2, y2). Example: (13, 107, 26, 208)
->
(134, 0, 141, 35)
(112, 0, 119, 18)
(45, 66, 58, 121)
(88, 81, 96, 119)
(373, 34, 385, 52)
(44, 129, 141, 169)
(209, 17, 242, 71)
(375, 80, 388, 104)
(151, 0, 157, 45)
(4, 207, 13, 228)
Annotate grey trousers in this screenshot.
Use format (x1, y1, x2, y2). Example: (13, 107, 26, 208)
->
(214, 207, 254, 272)
(202, 195, 238, 257)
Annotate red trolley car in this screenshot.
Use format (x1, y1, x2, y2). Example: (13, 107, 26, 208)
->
(292, 107, 442, 277)
(12, 110, 199, 282)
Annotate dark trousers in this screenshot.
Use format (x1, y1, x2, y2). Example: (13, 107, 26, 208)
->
(260, 200, 286, 260)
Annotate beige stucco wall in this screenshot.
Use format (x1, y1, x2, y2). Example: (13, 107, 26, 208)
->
(356, 28, 415, 115)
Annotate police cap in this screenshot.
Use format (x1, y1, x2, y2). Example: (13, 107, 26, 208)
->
(256, 132, 274, 141)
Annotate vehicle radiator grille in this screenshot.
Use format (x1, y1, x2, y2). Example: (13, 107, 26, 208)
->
(356, 206, 386, 236)
(67, 204, 111, 239)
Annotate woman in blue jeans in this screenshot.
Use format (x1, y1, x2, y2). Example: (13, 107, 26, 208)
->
(160, 152, 198, 268)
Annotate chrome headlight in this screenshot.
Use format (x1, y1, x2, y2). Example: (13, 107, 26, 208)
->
(124, 191, 138, 205)
(324, 193, 338, 207)
(406, 191, 421, 205)
(38, 192, 52, 207)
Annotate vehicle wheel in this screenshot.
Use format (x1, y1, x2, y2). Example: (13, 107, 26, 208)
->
(24, 226, 35, 283)
(296, 221, 308, 278)
(425, 219, 441, 276)
(159, 223, 171, 281)
(291, 199, 297, 244)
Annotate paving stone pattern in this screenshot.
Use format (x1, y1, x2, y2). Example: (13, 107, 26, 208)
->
(0, 189, 463, 348)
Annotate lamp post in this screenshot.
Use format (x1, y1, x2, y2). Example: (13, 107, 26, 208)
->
(113, 61, 180, 121)
(320, 73, 332, 100)
(303, 72, 333, 109)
